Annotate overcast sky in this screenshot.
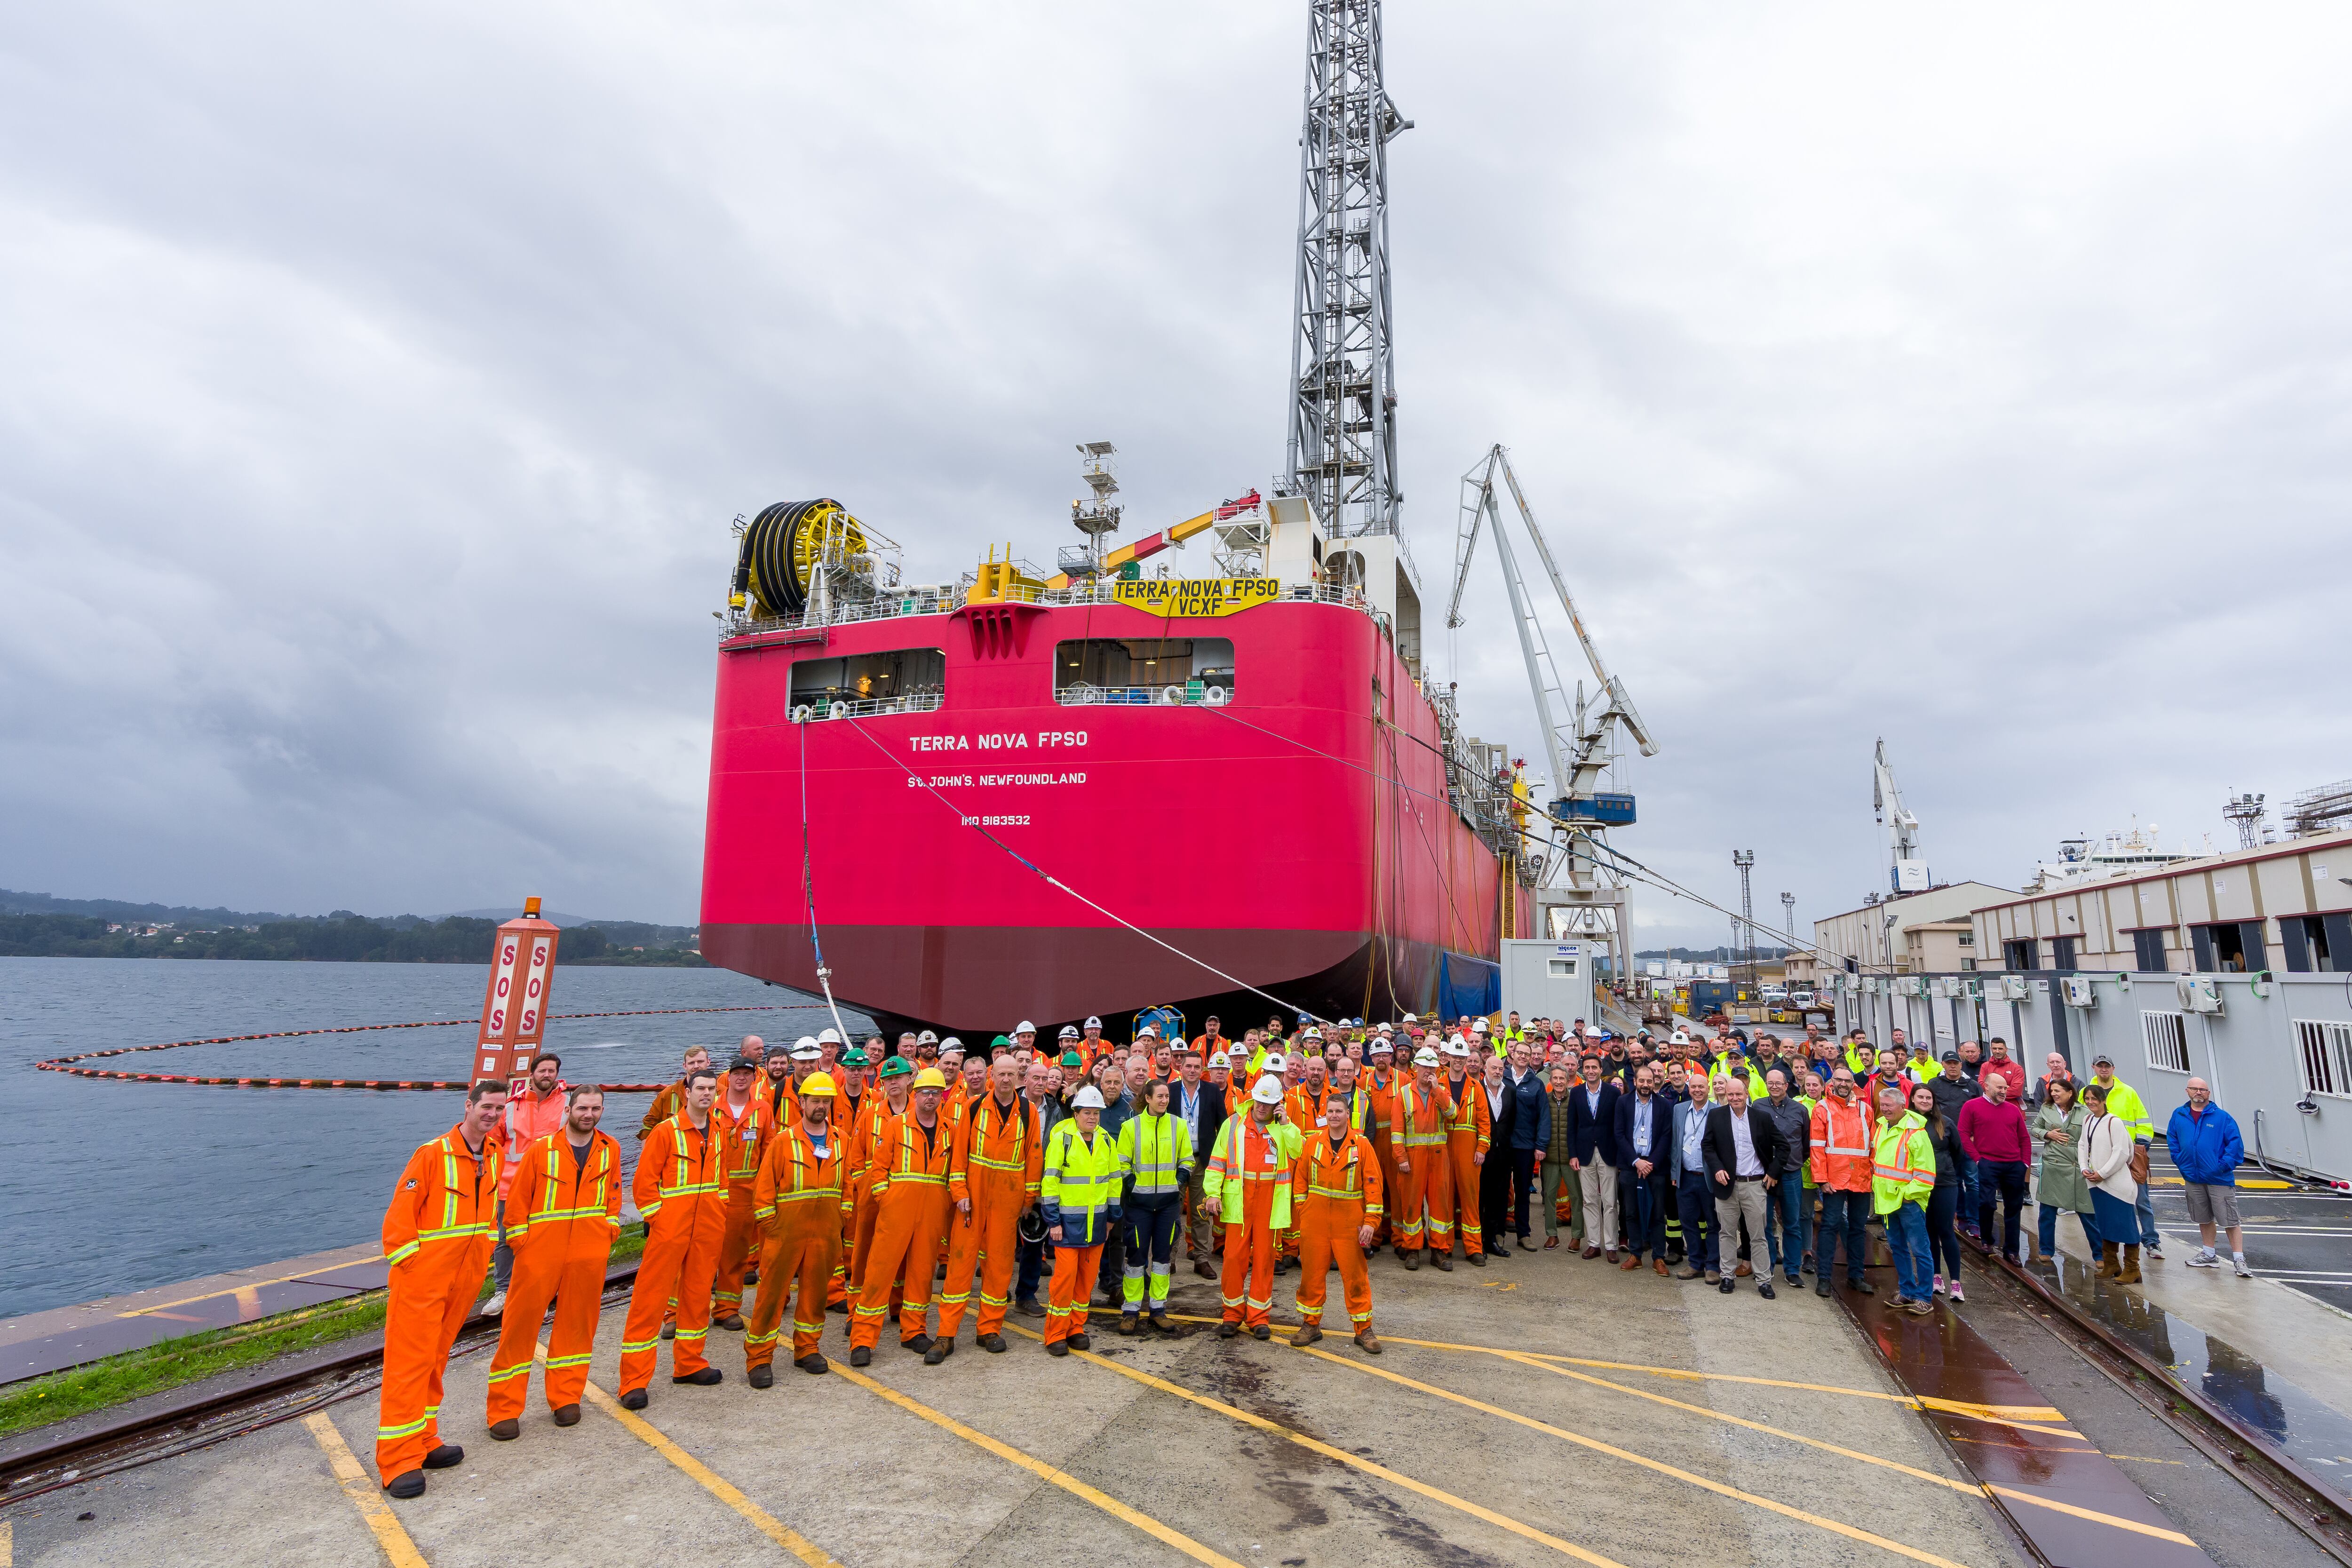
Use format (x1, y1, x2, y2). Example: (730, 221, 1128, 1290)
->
(4, 3, 2349, 948)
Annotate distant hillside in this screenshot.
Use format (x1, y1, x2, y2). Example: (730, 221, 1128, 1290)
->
(0, 890, 703, 966)
(1634, 945, 1792, 962)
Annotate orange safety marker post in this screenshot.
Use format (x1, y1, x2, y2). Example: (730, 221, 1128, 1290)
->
(473, 897, 561, 1084)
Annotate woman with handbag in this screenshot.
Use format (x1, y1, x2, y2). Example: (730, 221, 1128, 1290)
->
(2079, 1083, 2140, 1282)
(2029, 1079, 2100, 1263)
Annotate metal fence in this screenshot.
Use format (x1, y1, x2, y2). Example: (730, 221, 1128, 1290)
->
(790, 693, 946, 723)
(1055, 683, 1235, 708)
(721, 579, 1383, 643)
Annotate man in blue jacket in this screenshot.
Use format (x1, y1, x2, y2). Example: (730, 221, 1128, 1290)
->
(2167, 1078, 2251, 1278)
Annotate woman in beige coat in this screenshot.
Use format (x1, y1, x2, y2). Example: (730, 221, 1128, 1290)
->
(2080, 1082, 2140, 1282)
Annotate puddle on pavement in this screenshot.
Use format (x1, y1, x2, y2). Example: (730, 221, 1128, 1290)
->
(2024, 1252, 2352, 1490)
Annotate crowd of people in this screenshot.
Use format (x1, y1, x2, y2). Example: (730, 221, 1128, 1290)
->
(367, 1008, 2255, 1497)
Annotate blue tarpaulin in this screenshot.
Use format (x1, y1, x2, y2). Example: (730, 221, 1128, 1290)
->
(1436, 952, 1500, 1019)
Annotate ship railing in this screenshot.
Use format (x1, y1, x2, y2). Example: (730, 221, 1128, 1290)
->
(1055, 682, 1235, 708)
(788, 692, 946, 723)
(722, 578, 1383, 641)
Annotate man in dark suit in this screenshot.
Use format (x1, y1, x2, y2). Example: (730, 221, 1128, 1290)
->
(1566, 1055, 1621, 1261)
(1613, 1064, 1670, 1274)
(1500, 1040, 1551, 1250)
(1171, 1048, 1226, 1278)
(1701, 1076, 1783, 1299)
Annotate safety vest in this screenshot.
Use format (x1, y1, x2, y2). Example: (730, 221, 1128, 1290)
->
(383, 1127, 504, 1266)
(753, 1123, 844, 1227)
(509, 1130, 620, 1240)
(1713, 1059, 1768, 1100)
(1811, 1094, 1875, 1192)
(1844, 1043, 1873, 1079)
(1207, 1115, 1303, 1231)
(1871, 1111, 1937, 1215)
(638, 1114, 725, 1225)
(1043, 1121, 1124, 1246)
(1297, 1129, 1383, 1219)
(1443, 1075, 1493, 1153)
(1117, 1109, 1194, 1197)
(2097, 1076, 2153, 1142)
(1392, 1080, 1452, 1150)
(1795, 1096, 1820, 1188)
(718, 1091, 772, 1189)
(873, 1114, 953, 1198)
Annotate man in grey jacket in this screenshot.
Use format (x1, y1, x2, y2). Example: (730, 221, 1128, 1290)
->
(1758, 1068, 1812, 1285)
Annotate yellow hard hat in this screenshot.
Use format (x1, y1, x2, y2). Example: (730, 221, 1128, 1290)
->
(798, 1072, 838, 1099)
(912, 1067, 950, 1091)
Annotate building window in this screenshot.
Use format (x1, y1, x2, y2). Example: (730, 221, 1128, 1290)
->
(789, 647, 946, 716)
(1055, 637, 1234, 705)
(2189, 921, 2268, 973)
(2051, 936, 2077, 971)
(2281, 915, 2352, 973)
(2002, 939, 2037, 971)
(2141, 1011, 2191, 1075)
(2130, 928, 2169, 973)
(2296, 1019, 2352, 1098)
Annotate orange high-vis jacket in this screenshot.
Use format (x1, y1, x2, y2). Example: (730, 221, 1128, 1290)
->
(1810, 1094, 1878, 1192)
(504, 1129, 624, 1248)
(718, 1090, 775, 1195)
(952, 1093, 1045, 1205)
(1295, 1127, 1385, 1219)
(632, 1113, 726, 1227)
(1391, 1079, 1454, 1156)
(1442, 1075, 1493, 1154)
(383, 1125, 504, 1268)
(1363, 1067, 1398, 1136)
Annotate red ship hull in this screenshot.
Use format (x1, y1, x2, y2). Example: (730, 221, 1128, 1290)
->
(699, 595, 1522, 1036)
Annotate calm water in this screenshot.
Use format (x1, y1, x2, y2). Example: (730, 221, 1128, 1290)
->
(0, 957, 870, 1320)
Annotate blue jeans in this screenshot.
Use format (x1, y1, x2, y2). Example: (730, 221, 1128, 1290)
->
(1675, 1173, 1716, 1273)
(2038, 1200, 2100, 1257)
(1766, 1178, 1811, 1279)
(2133, 1149, 2160, 1247)
(1815, 1188, 1870, 1284)
(1958, 1157, 1981, 1234)
(1885, 1201, 1932, 1302)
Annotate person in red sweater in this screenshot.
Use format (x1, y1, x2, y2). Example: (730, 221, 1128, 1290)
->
(1978, 1039, 2027, 1103)
(1958, 1074, 2032, 1262)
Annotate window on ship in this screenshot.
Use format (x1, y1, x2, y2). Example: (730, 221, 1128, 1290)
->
(1054, 638, 1234, 705)
(789, 647, 946, 715)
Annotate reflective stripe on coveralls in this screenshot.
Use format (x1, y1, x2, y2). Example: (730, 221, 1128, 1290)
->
(939, 1094, 1043, 1341)
(1044, 1120, 1125, 1343)
(1442, 1074, 1491, 1257)
(713, 1091, 774, 1312)
(1296, 1127, 1383, 1329)
(852, 1114, 954, 1350)
(618, 1114, 728, 1395)
(1388, 1081, 1454, 1251)
(746, 1122, 844, 1368)
(1118, 1110, 1194, 1309)
(1873, 1112, 1938, 1215)
(1209, 1116, 1302, 1329)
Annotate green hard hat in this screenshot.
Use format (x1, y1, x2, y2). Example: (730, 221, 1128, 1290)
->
(1060, 1050, 1083, 1068)
(878, 1055, 914, 1079)
(992, 1035, 1011, 1049)
(840, 1047, 871, 1068)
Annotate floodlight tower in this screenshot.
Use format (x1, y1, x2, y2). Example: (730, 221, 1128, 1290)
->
(1286, 0, 1411, 539)
(1733, 850, 1756, 977)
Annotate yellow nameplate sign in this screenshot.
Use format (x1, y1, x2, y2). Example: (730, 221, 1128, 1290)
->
(1111, 578, 1282, 617)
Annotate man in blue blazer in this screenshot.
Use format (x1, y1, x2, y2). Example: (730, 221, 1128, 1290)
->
(1565, 1054, 1621, 1260)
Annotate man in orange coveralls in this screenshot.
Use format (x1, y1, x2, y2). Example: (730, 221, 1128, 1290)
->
(1439, 1035, 1493, 1266)
(617, 1066, 729, 1408)
(710, 1053, 776, 1329)
(929, 1053, 1043, 1363)
(1292, 1090, 1383, 1353)
(849, 1067, 954, 1366)
(744, 1071, 846, 1384)
(484, 1083, 621, 1439)
(1389, 1045, 1456, 1269)
(376, 1078, 506, 1497)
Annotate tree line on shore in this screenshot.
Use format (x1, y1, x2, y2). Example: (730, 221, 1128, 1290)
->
(0, 912, 707, 966)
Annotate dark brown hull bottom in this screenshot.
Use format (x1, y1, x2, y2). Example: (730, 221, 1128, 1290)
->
(699, 922, 1499, 1041)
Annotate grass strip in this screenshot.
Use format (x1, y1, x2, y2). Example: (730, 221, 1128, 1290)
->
(0, 1224, 649, 1438)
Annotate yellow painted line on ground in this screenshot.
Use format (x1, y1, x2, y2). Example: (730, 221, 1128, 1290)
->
(1492, 1348, 1989, 1492)
(1157, 1312, 2068, 1426)
(303, 1413, 429, 1568)
(577, 1373, 840, 1565)
(1986, 1485, 2198, 1544)
(834, 1363, 1243, 1567)
(2107, 1454, 2189, 1466)
(1005, 1324, 1627, 1568)
(1, 1518, 11, 1567)
(1289, 1342, 1974, 1568)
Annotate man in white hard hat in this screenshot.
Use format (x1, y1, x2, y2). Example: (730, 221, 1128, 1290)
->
(1081, 1016, 1105, 1065)
(816, 1027, 842, 1074)
(1204, 1075, 1303, 1338)
(1437, 1035, 1492, 1266)
(1390, 1044, 1456, 1269)
(1013, 1021, 1039, 1059)
(1041, 1084, 1122, 1355)
(1365, 1035, 1401, 1248)
(777, 1039, 822, 1130)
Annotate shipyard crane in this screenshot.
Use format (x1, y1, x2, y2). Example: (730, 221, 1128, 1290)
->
(1450, 444, 1658, 928)
(1873, 738, 1926, 894)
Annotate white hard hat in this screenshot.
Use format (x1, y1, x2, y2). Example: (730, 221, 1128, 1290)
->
(1084, 1016, 1103, 1029)
(790, 1039, 821, 1061)
(1376, 1021, 1394, 1034)
(1251, 1077, 1285, 1106)
(1059, 1024, 1081, 1040)
(1446, 1036, 1474, 1058)
(939, 1036, 964, 1053)
(1208, 1051, 1231, 1069)
(794, 1035, 819, 1053)
(1471, 1018, 1489, 1033)
(818, 1027, 842, 1045)
(1413, 1046, 1440, 1067)
(1137, 1024, 1159, 1039)
(1670, 1029, 1692, 1045)
(1263, 1052, 1287, 1073)
(917, 1029, 939, 1044)
(1401, 1012, 1419, 1025)
(1302, 1026, 1323, 1042)
(1073, 1086, 1107, 1110)
(1371, 1038, 1394, 1055)
(1016, 1020, 1037, 1035)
